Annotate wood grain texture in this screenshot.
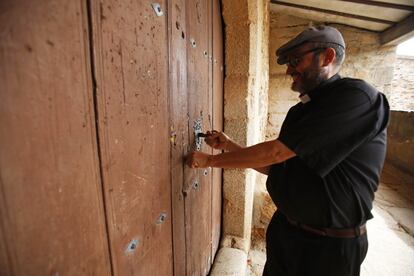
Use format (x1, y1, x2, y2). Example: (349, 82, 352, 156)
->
(89, 0, 173, 275)
(168, 0, 189, 275)
(184, 0, 213, 274)
(0, 1, 112, 275)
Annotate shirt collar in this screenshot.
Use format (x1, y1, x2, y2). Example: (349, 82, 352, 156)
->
(299, 74, 341, 103)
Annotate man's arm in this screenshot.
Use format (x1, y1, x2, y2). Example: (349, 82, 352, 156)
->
(222, 139, 271, 175)
(209, 139, 295, 168)
(187, 139, 296, 173)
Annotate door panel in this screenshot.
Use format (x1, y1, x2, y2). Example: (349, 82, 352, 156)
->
(0, 1, 112, 275)
(185, 0, 214, 275)
(169, 0, 189, 275)
(90, 0, 173, 275)
(169, 0, 224, 275)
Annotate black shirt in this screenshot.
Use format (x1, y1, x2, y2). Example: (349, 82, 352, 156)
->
(266, 74, 390, 228)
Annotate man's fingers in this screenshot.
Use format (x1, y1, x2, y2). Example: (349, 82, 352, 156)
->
(186, 151, 209, 168)
(186, 152, 194, 166)
(186, 151, 199, 168)
(206, 133, 221, 142)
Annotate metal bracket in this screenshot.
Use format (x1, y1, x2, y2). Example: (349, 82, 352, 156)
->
(151, 3, 164, 16)
(193, 119, 203, 151)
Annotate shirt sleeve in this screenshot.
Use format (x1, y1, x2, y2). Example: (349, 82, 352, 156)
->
(278, 87, 389, 177)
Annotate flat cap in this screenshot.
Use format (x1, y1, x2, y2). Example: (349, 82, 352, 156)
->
(276, 25, 345, 65)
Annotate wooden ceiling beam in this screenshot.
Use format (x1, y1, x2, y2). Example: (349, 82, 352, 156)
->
(380, 13, 414, 45)
(270, 0, 395, 25)
(339, 0, 414, 11)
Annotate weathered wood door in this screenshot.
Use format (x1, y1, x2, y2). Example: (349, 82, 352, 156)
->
(0, 1, 112, 275)
(0, 0, 223, 275)
(89, 0, 223, 275)
(88, 0, 174, 275)
(170, 0, 224, 275)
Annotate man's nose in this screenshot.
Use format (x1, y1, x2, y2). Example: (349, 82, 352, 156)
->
(286, 64, 295, 75)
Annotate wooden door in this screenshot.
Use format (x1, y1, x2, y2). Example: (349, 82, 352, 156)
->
(0, 1, 112, 275)
(170, 0, 224, 275)
(185, 0, 213, 274)
(88, 0, 173, 275)
(0, 0, 223, 274)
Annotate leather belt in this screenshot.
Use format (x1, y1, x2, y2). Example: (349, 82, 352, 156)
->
(285, 216, 366, 238)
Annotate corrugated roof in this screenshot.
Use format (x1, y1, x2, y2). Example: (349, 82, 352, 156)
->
(270, 0, 414, 45)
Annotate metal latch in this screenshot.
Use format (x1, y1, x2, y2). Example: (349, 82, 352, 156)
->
(194, 119, 203, 151)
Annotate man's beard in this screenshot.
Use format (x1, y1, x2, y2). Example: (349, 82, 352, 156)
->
(291, 59, 327, 94)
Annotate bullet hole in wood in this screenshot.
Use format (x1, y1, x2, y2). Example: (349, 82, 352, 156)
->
(181, 31, 185, 39)
(193, 181, 199, 190)
(190, 38, 196, 48)
(151, 3, 163, 16)
(125, 239, 139, 254)
(157, 213, 167, 224)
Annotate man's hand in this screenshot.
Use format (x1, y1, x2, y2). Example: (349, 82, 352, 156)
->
(205, 130, 230, 150)
(186, 151, 211, 168)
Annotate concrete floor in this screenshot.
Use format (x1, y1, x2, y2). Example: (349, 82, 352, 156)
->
(247, 163, 414, 276)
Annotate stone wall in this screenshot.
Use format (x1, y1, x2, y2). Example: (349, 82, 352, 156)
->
(390, 56, 414, 111)
(251, 11, 398, 246)
(387, 111, 414, 174)
(220, 0, 269, 252)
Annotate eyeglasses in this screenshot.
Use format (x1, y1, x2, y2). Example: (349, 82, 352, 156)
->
(286, 47, 326, 68)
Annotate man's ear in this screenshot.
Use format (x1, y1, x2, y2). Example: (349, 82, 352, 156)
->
(322, 47, 336, 66)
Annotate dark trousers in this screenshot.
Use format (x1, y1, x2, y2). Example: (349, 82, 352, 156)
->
(263, 211, 368, 276)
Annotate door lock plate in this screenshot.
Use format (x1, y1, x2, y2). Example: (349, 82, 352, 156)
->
(194, 119, 203, 151)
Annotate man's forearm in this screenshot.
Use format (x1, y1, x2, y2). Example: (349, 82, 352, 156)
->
(225, 140, 243, 152)
(224, 140, 270, 175)
(208, 140, 295, 169)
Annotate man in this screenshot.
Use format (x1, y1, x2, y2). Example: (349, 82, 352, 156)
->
(186, 26, 389, 276)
